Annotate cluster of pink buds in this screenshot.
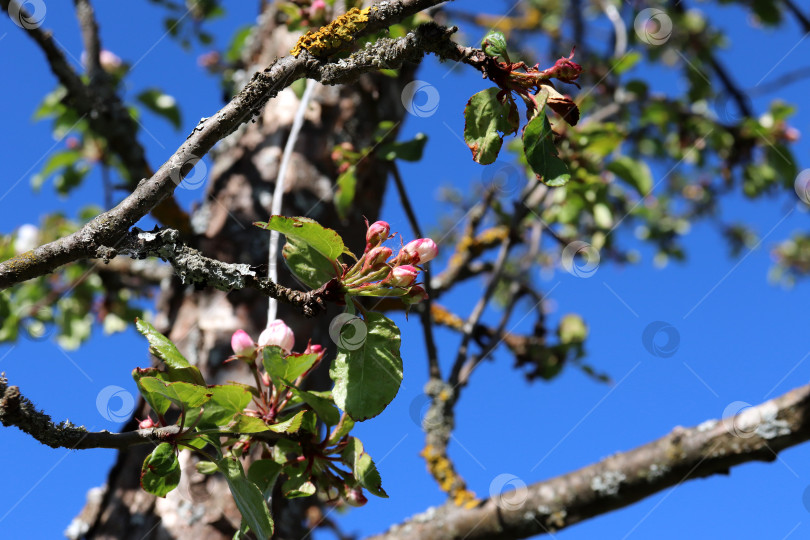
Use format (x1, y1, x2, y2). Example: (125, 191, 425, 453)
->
(230, 319, 297, 361)
(340, 220, 437, 306)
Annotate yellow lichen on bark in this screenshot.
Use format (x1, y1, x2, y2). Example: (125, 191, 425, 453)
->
(421, 444, 478, 508)
(290, 7, 372, 58)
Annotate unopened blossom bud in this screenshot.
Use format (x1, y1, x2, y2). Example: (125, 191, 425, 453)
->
(365, 221, 391, 251)
(309, 0, 326, 19)
(397, 238, 438, 265)
(261, 372, 271, 387)
(99, 50, 123, 72)
(231, 329, 256, 357)
(387, 265, 419, 287)
(345, 486, 368, 507)
(362, 246, 393, 272)
(138, 417, 156, 429)
(402, 285, 428, 306)
(66, 137, 80, 150)
(539, 48, 582, 85)
(258, 320, 295, 354)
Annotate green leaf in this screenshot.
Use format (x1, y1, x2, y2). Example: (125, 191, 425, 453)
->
(481, 30, 508, 60)
(136, 319, 206, 385)
(255, 216, 351, 263)
(198, 384, 253, 428)
(262, 347, 318, 391)
(607, 156, 653, 196)
(281, 468, 317, 498)
(335, 165, 357, 220)
(133, 368, 172, 416)
(247, 460, 282, 500)
(136, 88, 182, 129)
(286, 386, 341, 426)
(341, 437, 387, 497)
(329, 312, 403, 421)
(229, 414, 271, 433)
(218, 457, 274, 539)
(282, 236, 340, 289)
(328, 414, 354, 445)
(196, 461, 219, 475)
(378, 133, 428, 162)
(523, 113, 571, 186)
(138, 377, 212, 415)
(267, 410, 306, 433)
(464, 88, 519, 165)
(141, 443, 181, 497)
(226, 26, 254, 62)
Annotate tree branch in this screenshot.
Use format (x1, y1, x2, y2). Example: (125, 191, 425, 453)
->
(0, 14, 486, 290)
(369, 382, 810, 539)
(0, 373, 281, 449)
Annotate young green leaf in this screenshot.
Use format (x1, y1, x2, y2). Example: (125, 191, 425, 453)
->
(464, 88, 520, 165)
(254, 216, 352, 263)
(329, 312, 403, 421)
(282, 236, 340, 289)
(136, 88, 182, 130)
(218, 457, 274, 539)
(247, 460, 282, 500)
(281, 468, 317, 498)
(262, 347, 318, 391)
(267, 410, 306, 433)
(197, 384, 254, 428)
(334, 165, 357, 220)
(140, 443, 181, 497)
(138, 377, 212, 415)
(607, 156, 653, 197)
(341, 437, 387, 497)
(229, 414, 271, 433)
(285, 385, 341, 426)
(523, 113, 571, 186)
(132, 368, 172, 416)
(135, 319, 206, 386)
(378, 133, 428, 162)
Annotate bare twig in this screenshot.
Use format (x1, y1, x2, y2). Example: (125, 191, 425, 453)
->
(390, 162, 440, 379)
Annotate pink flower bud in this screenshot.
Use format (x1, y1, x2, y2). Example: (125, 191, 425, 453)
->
(95, 50, 123, 73)
(397, 238, 438, 265)
(387, 265, 419, 287)
(138, 417, 156, 429)
(365, 220, 391, 251)
(258, 320, 295, 354)
(231, 329, 256, 357)
(362, 246, 393, 272)
(261, 372, 271, 387)
(345, 486, 368, 507)
(310, 0, 326, 19)
(402, 285, 428, 305)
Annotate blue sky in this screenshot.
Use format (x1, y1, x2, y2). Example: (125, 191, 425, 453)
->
(1, 2, 809, 539)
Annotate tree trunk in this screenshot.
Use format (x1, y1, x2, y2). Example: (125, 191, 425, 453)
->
(75, 6, 414, 539)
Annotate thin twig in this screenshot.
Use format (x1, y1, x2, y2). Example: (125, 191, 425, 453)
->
(390, 162, 440, 379)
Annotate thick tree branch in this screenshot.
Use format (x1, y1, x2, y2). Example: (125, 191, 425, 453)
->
(0, 13, 487, 290)
(370, 382, 810, 539)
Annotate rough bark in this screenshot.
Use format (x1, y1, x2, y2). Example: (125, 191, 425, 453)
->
(73, 6, 414, 540)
